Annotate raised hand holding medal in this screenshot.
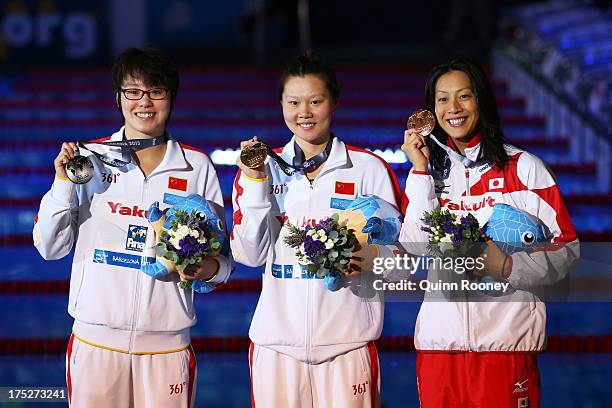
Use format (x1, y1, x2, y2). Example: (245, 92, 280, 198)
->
(237, 136, 268, 179)
(237, 134, 335, 179)
(407, 109, 435, 137)
(402, 109, 436, 172)
(240, 139, 268, 170)
(58, 134, 167, 184)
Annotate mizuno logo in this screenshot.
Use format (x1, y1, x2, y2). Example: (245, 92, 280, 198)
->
(107, 202, 149, 218)
(513, 379, 529, 393)
(514, 379, 528, 388)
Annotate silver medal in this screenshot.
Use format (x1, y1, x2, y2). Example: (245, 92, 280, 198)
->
(65, 155, 94, 184)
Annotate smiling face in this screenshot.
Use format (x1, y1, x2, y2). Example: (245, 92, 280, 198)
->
(281, 74, 337, 149)
(434, 70, 480, 148)
(120, 76, 171, 139)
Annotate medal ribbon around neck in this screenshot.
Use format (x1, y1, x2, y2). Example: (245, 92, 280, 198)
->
(267, 134, 335, 176)
(77, 133, 167, 167)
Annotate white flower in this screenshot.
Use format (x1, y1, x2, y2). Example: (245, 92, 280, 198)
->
(170, 236, 182, 249)
(440, 234, 452, 243)
(329, 230, 339, 240)
(189, 229, 199, 238)
(328, 250, 338, 260)
(324, 240, 334, 250)
(197, 236, 207, 244)
(306, 229, 316, 237)
(175, 225, 190, 240)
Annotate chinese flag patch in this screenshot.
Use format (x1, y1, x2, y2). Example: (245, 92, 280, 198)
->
(335, 181, 355, 195)
(168, 176, 188, 192)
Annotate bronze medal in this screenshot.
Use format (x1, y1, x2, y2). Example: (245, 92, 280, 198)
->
(240, 142, 268, 169)
(407, 109, 435, 136)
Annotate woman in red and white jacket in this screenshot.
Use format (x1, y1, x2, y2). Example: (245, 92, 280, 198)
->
(400, 59, 579, 407)
(231, 54, 404, 408)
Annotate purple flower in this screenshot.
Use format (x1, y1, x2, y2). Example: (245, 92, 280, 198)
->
(303, 236, 326, 260)
(177, 235, 208, 259)
(319, 218, 334, 234)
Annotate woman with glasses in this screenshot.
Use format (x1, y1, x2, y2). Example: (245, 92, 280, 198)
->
(33, 47, 233, 407)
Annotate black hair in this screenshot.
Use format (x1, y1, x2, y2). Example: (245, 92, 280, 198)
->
(111, 47, 179, 104)
(279, 53, 340, 103)
(424, 58, 509, 172)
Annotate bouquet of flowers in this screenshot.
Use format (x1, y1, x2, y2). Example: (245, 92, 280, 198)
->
(284, 214, 356, 289)
(421, 208, 483, 257)
(142, 194, 226, 292)
(157, 210, 221, 289)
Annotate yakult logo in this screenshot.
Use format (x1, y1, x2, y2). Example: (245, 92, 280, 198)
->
(275, 215, 326, 228)
(439, 196, 496, 212)
(107, 202, 149, 218)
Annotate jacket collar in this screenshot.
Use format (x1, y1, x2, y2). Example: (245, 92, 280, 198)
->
(278, 135, 347, 176)
(445, 132, 482, 162)
(432, 132, 484, 168)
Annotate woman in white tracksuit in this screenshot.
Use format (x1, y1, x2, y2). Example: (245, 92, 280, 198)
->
(231, 54, 405, 407)
(33, 47, 233, 407)
(400, 58, 579, 407)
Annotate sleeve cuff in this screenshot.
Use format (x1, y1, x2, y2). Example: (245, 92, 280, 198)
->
(206, 255, 232, 286)
(243, 174, 269, 182)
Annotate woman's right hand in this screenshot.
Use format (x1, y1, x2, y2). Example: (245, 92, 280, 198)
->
(401, 129, 430, 172)
(237, 136, 267, 179)
(54, 142, 78, 179)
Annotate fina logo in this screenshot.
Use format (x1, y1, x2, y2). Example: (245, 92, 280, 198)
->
(1, 11, 96, 58)
(125, 225, 147, 252)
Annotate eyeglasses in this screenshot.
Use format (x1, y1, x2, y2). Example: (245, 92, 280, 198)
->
(121, 88, 169, 100)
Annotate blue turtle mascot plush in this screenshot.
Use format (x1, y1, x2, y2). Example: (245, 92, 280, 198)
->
(324, 195, 402, 291)
(478, 203, 551, 295)
(482, 204, 550, 253)
(141, 194, 229, 293)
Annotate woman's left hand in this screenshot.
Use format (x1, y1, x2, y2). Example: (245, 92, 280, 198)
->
(180, 257, 219, 282)
(344, 244, 379, 276)
(477, 239, 510, 280)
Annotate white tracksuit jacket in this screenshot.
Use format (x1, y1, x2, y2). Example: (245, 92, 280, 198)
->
(33, 127, 233, 354)
(231, 136, 404, 363)
(400, 135, 580, 352)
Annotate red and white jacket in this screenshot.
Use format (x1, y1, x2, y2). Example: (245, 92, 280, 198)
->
(33, 127, 233, 354)
(231, 136, 404, 363)
(400, 134, 580, 352)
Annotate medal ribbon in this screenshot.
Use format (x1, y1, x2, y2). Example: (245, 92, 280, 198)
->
(429, 133, 486, 169)
(77, 134, 167, 168)
(266, 134, 335, 176)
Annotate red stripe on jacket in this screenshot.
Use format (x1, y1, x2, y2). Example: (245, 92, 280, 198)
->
(346, 145, 407, 215)
(231, 170, 244, 240)
(469, 152, 577, 243)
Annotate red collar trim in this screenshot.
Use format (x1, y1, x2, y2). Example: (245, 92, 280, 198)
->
(446, 132, 482, 151)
